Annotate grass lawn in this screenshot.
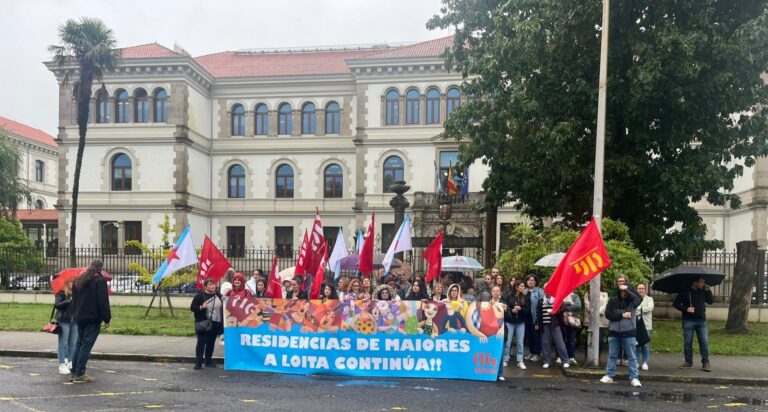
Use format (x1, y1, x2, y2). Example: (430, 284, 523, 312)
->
(649, 319, 768, 356)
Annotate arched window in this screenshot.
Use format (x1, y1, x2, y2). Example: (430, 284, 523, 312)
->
(111, 153, 132, 191)
(231, 104, 245, 136)
(446, 87, 461, 116)
(301, 102, 316, 135)
(134, 88, 149, 123)
(275, 164, 294, 198)
(34, 199, 44, 210)
(228, 164, 245, 198)
(115, 89, 129, 123)
(385, 90, 400, 125)
(325, 102, 340, 134)
(406, 89, 420, 125)
(255, 104, 268, 135)
(383, 155, 404, 193)
(426, 88, 440, 124)
(95, 90, 111, 123)
(154, 88, 168, 122)
(278, 103, 293, 135)
(324, 164, 343, 198)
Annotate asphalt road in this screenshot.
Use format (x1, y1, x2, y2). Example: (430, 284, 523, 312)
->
(0, 357, 766, 412)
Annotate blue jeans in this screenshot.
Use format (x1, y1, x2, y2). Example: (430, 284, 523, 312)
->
(635, 330, 652, 364)
(683, 319, 709, 364)
(71, 322, 101, 377)
(57, 322, 78, 363)
(503, 322, 525, 363)
(606, 336, 639, 379)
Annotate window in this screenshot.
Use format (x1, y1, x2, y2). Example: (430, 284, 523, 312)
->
(439, 151, 467, 194)
(446, 87, 461, 116)
(426, 88, 440, 124)
(301, 102, 316, 135)
(154, 88, 168, 122)
(275, 226, 294, 258)
(406, 89, 420, 125)
(101, 221, 118, 255)
(323, 164, 343, 198)
(231, 104, 245, 136)
(255, 104, 268, 135)
(115, 89, 129, 123)
(323, 226, 340, 251)
(111, 153, 132, 191)
(34, 160, 44, 182)
(46, 225, 58, 256)
(124, 221, 142, 255)
(381, 223, 395, 251)
(134, 88, 149, 123)
(25, 226, 43, 249)
(385, 90, 400, 125)
(95, 90, 111, 123)
(275, 164, 294, 198)
(278, 103, 293, 135)
(227, 226, 245, 258)
(34, 199, 44, 209)
(325, 102, 340, 134)
(383, 155, 404, 193)
(228, 164, 246, 198)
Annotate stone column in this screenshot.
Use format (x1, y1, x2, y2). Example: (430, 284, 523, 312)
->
(399, 96, 406, 126)
(117, 222, 126, 254)
(89, 98, 97, 123)
(244, 110, 255, 136)
(168, 83, 189, 127)
(126, 97, 135, 123)
(439, 93, 447, 124)
(419, 94, 426, 125)
(316, 108, 326, 136)
(147, 97, 155, 122)
(268, 110, 278, 136)
(292, 109, 301, 136)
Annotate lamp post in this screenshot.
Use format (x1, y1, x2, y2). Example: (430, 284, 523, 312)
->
(389, 181, 410, 262)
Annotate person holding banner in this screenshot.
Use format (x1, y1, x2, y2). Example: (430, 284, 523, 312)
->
(405, 280, 428, 300)
(190, 278, 223, 370)
(430, 282, 446, 301)
(321, 284, 338, 303)
(340, 278, 362, 300)
(252, 279, 267, 298)
(361, 277, 374, 300)
(227, 273, 252, 300)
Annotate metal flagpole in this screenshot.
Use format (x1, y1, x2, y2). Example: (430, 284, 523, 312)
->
(587, 0, 610, 368)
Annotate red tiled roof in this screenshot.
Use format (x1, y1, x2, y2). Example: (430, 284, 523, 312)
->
(194, 49, 380, 78)
(121, 43, 182, 59)
(16, 209, 58, 222)
(352, 36, 454, 59)
(0, 116, 57, 148)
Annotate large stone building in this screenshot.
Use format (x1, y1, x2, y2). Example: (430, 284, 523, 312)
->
(44, 37, 764, 261)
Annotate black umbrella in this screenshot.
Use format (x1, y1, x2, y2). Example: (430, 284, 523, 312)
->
(651, 265, 725, 294)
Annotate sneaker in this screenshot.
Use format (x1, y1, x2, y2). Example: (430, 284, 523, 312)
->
(517, 362, 527, 370)
(66, 361, 73, 370)
(73, 374, 95, 383)
(498, 376, 506, 382)
(679, 362, 693, 368)
(542, 363, 550, 369)
(641, 363, 649, 371)
(702, 362, 711, 372)
(599, 375, 614, 384)
(58, 363, 70, 375)
(562, 362, 570, 369)
(530, 355, 541, 362)
(569, 358, 578, 366)
(555, 357, 562, 364)
(503, 361, 508, 367)
(631, 378, 642, 387)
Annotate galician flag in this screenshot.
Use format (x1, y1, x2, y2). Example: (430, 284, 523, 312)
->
(382, 215, 412, 274)
(152, 225, 198, 284)
(328, 227, 348, 280)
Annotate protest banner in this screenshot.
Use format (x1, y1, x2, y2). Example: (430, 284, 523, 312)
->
(223, 296, 505, 381)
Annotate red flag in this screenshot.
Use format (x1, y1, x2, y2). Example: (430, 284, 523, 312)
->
(543, 218, 612, 313)
(358, 212, 375, 275)
(423, 228, 444, 283)
(197, 236, 232, 288)
(294, 230, 309, 276)
(306, 208, 326, 275)
(265, 255, 281, 298)
(310, 242, 328, 299)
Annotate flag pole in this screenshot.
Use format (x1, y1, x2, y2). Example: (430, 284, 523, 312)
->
(587, 0, 610, 368)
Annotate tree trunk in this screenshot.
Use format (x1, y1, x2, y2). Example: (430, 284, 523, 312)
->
(725, 241, 758, 334)
(69, 81, 92, 268)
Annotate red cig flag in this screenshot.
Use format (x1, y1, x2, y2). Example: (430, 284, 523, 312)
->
(423, 228, 444, 283)
(358, 212, 375, 275)
(197, 236, 232, 288)
(265, 255, 281, 298)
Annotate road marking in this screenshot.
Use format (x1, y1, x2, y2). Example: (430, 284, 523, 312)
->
(0, 364, 15, 369)
(1, 390, 156, 401)
(144, 405, 164, 409)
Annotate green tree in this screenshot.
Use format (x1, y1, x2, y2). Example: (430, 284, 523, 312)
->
(0, 217, 45, 284)
(48, 17, 120, 267)
(429, 1, 768, 269)
(0, 129, 31, 217)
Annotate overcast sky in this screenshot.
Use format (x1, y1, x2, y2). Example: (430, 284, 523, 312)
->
(0, 0, 452, 136)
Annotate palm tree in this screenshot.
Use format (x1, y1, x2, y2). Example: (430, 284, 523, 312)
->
(49, 18, 120, 267)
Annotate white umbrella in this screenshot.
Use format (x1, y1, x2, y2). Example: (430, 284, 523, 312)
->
(534, 252, 566, 267)
(278, 266, 296, 281)
(441, 255, 484, 271)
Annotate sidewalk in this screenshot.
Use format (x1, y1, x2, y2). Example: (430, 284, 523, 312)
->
(1, 331, 766, 385)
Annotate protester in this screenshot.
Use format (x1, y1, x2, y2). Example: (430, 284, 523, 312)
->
(227, 273, 252, 300)
(54, 278, 77, 375)
(70, 259, 111, 383)
(488, 285, 508, 381)
(430, 282, 446, 301)
(600, 276, 643, 387)
(672, 276, 713, 371)
(191, 278, 223, 370)
(635, 282, 654, 371)
(287, 277, 308, 299)
(321, 283, 338, 303)
(404, 280, 428, 300)
(374, 284, 399, 301)
(562, 291, 582, 365)
(341, 278, 362, 300)
(361, 277, 374, 300)
(524, 274, 543, 362)
(252, 279, 267, 298)
(503, 280, 529, 369)
(281, 279, 291, 299)
(245, 269, 264, 294)
(539, 293, 570, 370)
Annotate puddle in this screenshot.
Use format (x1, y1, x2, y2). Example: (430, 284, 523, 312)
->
(577, 388, 767, 406)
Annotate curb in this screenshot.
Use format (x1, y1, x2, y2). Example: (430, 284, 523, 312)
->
(0, 350, 223, 365)
(563, 367, 768, 387)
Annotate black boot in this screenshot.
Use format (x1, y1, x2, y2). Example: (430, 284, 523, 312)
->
(193, 361, 202, 370)
(205, 360, 216, 368)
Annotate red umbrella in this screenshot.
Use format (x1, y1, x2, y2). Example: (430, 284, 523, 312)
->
(51, 268, 112, 294)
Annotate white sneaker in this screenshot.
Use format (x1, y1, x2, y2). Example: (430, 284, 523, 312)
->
(498, 376, 506, 382)
(503, 361, 508, 367)
(542, 363, 550, 369)
(631, 378, 642, 387)
(530, 355, 541, 362)
(555, 357, 562, 364)
(562, 362, 570, 369)
(641, 363, 649, 371)
(58, 363, 70, 375)
(66, 361, 72, 370)
(517, 362, 527, 370)
(569, 357, 578, 366)
(599, 375, 614, 384)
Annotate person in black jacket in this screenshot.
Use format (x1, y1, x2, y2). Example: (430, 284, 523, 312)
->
(191, 278, 224, 369)
(70, 259, 111, 383)
(54, 278, 77, 375)
(503, 280, 530, 369)
(672, 276, 713, 371)
(600, 276, 642, 387)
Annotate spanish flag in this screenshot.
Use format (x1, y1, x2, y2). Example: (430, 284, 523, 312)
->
(447, 163, 458, 196)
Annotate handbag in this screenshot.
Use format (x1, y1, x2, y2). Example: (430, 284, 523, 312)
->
(42, 305, 61, 334)
(636, 309, 650, 346)
(563, 311, 581, 328)
(195, 297, 214, 333)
